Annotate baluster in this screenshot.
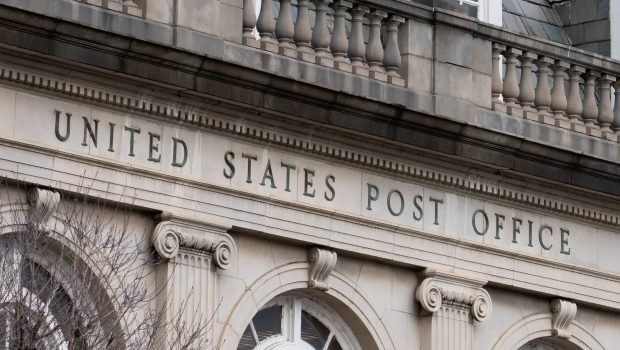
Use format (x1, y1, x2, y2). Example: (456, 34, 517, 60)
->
(122, 0, 141, 15)
(330, 0, 353, 71)
(534, 56, 553, 124)
(312, 0, 334, 67)
(294, 0, 314, 62)
(502, 47, 522, 115)
(243, 0, 259, 48)
(550, 60, 570, 129)
(613, 81, 620, 138)
(518, 52, 537, 120)
(257, 0, 278, 52)
(276, 0, 296, 56)
(366, 10, 388, 81)
(597, 74, 616, 141)
(106, 0, 122, 11)
(348, 5, 369, 77)
(566, 65, 586, 133)
(383, 14, 405, 86)
(491, 43, 506, 112)
(582, 70, 601, 136)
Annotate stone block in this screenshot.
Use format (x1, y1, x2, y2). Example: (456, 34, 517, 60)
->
(177, 0, 220, 36)
(471, 72, 491, 109)
(398, 18, 433, 58)
(586, 126, 602, 137)
(315, 56, 334, 68)
(352, 65, 368, 77)
(583, 19, 611, 42)
(219, 3, 243, 43)
(106, 1, 123, 11)
(523, 110, 538, 121)
(84, 0, 103, 6)
(507, 105, 523, 118)
(388, 75, 405, 87)
(555, 119, 571, 129)
(278, 44, 297, 58)
(369, 70, 387, 82)
(435, 24, 473, 68)
(400, 54, 431, 92)
(571, 123, 587, 134)
(492, 102, 506, 114)
(334, 61, 352, 73)
(472, 37, 492, 75)
(242, 36, 260, 48)
(538, 113, 555, 125)
(175, 27, 224, 58)
(297, 48, 315, 63)
(434, 61, 471, 101)
(123, 3, 142, 16)
(602, 132, 618, 142)
(260, 40, 278, 53)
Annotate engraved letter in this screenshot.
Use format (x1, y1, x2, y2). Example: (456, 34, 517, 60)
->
(472, 209, 489, 235)
(512, 217, 522, 243)
(82, 117, 99, 147)
(429, 197, 443, 225)
(124, 126, 141, 157)
(387, 189, 404, 216)
(54, 110, 71, 142)
(413, 194, 423, 221)
(303, 168, 315, 197)
(172, 137, 188, 167)
(324, 175, 335, 201)
(260, 159, 277, 188)
(223, 151, 235, 179)
(108, 122, 115, 152)
(560, 228, 570, 255)
(241, 153, 258, 183)
(366, 183, 379, 210)
(539, 224, 553, 250)
(281, 162, 296, 192)
(148, 132, 161, 162)
(495, 213, 505, 239)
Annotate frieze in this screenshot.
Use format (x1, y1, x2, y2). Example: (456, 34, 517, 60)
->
(0, 62, 618, 230)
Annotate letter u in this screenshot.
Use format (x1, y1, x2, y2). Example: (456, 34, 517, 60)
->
(55, 110, 71, 141)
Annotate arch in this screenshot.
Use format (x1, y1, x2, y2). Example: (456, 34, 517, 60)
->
(0, 198, 129, 349)
(217, 261, 395, 350)
(493, 313, 606, 350)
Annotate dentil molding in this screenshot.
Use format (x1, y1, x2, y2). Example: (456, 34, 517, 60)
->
(415, 268, 492, 322)
(151, 216, 236, 270)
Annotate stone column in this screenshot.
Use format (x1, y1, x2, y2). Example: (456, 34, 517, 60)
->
(518, 51, 537, 120)
(347, 5, 370, 77)
(534, 56, 554, 124)
(415, 269, 492, 350)
(491, 43, 506, 113)
(276, 0, 296, 57)
(566, 65, 586, 133)
(597, 74, 617, 141)
(330, 0, 353, 72)
(294, 0, 314, 62)
(502, 47, 522, 116)
(152, 220, 235, 349)
(550, 60, 570, 129)
(311, 0, 334, 67)
(366, 10, 388, 81)
(582, 70, 601, 136)
(612, 81, 620, 138)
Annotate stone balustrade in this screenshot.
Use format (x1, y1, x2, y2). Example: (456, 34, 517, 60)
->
(492, 42, 620, 142)
(76, 0, 143, 17)
(243, 0, 406, 86)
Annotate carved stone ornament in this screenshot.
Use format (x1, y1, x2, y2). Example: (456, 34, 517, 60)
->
(415, 269, 492, 322)
(307, 247, 337, 291)
(151, 219, 235, 270)
(28, 188, 61, 230)
(550, 298, 577, 339)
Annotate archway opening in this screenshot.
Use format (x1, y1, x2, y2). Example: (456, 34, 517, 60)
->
(518, 336, 583, 350)
(236, 292, 363, 350)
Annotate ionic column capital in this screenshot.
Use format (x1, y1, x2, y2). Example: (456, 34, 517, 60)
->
(151, 218, 235, 270)
(415, 269, 492, 322)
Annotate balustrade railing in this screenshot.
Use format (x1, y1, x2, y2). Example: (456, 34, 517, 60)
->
(243, 0, 406, 86)
(78, 0, 143, 17)
(492, 43, 620, 142)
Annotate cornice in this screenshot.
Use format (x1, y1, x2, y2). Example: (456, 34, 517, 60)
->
(1, 62, 619, 228)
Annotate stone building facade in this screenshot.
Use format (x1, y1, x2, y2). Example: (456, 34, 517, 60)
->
(0, 0, 619, 349)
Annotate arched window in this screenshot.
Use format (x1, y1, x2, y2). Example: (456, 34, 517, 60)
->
(237, 295, 361, 350)
(518, 337, 582, 350)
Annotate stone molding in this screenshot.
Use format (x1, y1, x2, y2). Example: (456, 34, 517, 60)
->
(416, 269, 492, 322)
(307, 247, 337, 291)
(151, 217, 235, 270)
(550, 298, 577, 339)
(27, 187, 60, 231)
(0, 62, 618, 227)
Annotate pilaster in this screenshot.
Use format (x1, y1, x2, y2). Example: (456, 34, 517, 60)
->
(415, 269, 492, 350)
(151, 215, 236, 349)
